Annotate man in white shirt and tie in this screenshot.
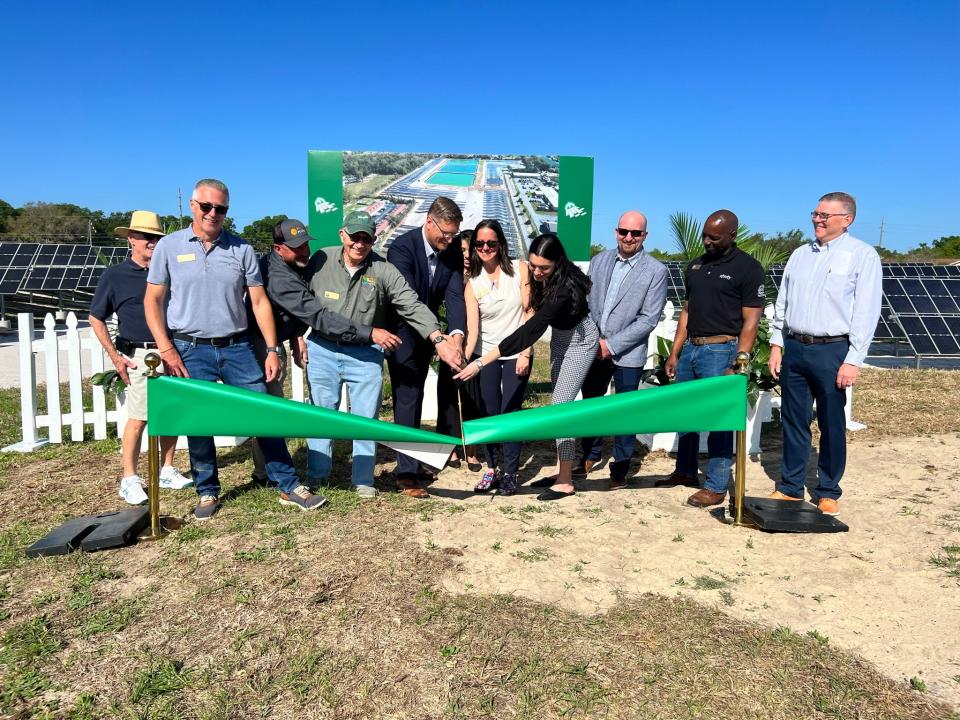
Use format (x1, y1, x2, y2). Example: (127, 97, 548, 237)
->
(768, 192, 882, 516)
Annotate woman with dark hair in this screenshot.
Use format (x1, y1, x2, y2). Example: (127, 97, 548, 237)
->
(463, 219, 533, 495)
(455, 233, 598, 500)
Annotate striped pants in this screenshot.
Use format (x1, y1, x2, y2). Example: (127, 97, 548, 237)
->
(550, 316, 600, 460)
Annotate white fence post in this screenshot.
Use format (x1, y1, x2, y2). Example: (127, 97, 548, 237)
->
(88, 330, 108, 440)
(3, 313, 48, 452)
(41, 314, 62, 444)
(65, 313, 85, 441)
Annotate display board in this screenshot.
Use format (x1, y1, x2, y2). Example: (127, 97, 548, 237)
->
(307, 151, 595, 261)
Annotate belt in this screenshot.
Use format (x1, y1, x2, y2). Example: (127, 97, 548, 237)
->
(690, 335, 737, 346)
(116, 338, 157, 349)
(788, 332, 849, 345)
(173, 332, 247, 347)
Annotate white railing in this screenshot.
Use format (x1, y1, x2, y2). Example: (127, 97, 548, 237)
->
(2, 312, 251, 453)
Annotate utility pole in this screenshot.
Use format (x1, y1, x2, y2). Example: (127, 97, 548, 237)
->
(178, 187, 184, 228)
(87, 219, 92, 244)
(878, 216, 885, 249)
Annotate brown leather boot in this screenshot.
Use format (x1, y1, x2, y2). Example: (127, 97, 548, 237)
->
(686, 488, 726, 507)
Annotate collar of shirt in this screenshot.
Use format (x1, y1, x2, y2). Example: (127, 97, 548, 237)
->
(421, 232, 437, 262)
(810, 231, 849, 253)
(337, 247, 371, 273)
(616, 249, 642, 266)
(698, 244, 740, 266)
(188, 229, 226, 246)
(124, 258, 148, 272)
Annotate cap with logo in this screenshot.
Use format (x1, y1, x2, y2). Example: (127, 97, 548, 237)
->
(342, 211, 376, 238)
(277, 219, 315, 248)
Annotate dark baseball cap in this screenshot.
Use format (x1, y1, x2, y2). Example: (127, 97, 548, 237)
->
(277, 219, 314, 248)
(342, 211, 376, 237)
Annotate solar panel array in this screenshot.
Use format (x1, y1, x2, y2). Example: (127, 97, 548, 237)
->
(0, 242, 129, 295)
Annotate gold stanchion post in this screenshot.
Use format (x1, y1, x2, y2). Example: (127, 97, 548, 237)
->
(138, 353, 181, 541)
(733, 351, 751, 527)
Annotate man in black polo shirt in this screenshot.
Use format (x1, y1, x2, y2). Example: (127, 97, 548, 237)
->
(89, 210, 191, 505)
(662, 209, 764, 507)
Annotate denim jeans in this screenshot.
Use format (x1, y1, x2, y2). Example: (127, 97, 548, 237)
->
(305, 337, 384, 487)
(173, 338, 300, 498)
(674, 339, 738, 493)
(477, 358, 529, 475)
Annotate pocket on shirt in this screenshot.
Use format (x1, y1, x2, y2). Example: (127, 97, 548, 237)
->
(356, 284, 379, 314)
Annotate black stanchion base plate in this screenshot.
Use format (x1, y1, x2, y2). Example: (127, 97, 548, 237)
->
(26, 508, 151, 557)
(740, 496, 849, 533)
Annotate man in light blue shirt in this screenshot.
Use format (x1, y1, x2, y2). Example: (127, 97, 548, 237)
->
(769, 192, 882, 516)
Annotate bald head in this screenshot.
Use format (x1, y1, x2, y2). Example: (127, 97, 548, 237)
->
(614, 210, 648, 258)
(702, 209, 739, 257)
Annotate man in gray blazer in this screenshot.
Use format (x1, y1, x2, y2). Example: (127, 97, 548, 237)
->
(577, 210, 669, 489)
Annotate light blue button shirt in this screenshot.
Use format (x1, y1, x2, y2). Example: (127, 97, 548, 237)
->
(600, 252, 639, 335)
(770, 233, 882, 366)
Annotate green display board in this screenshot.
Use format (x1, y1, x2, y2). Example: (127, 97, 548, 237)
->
(306, 151, 594, 260)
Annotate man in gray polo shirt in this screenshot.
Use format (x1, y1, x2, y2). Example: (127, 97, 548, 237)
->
(144, 178, 326, 520)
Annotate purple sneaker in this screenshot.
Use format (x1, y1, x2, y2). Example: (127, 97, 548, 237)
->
(499, 473, 518, 496)
(474, 469, 499, 493)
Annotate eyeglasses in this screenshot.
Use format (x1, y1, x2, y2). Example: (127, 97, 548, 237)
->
(128, 232, 160, 242)
(475, 240, 499, 249)
(616, 228, 647, 239)
(430, 216, 457, 239)
(347, 234, 375, 246)
(194, 201, 229, 216)
(811, 211, 849, 221)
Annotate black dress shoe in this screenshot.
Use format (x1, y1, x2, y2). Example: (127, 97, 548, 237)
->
(653, 472, 699, 488)
(467, 461, 483, 472)
(447, 458, 462, 469)
(537, 488, 576, 501)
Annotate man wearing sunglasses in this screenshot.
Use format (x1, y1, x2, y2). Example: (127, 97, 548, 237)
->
(386, 197, 467, 497)
(577, 211, 669, 490)
(662, 209, 765, 509)
(304, 211, 453, 498)
(145, 178, 327, 520)
(767, 192, 882, 516)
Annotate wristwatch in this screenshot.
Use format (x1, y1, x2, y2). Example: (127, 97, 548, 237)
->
(265, 346, 282, 353)
(432, 334, 445, 345)
(475, 359, 484, 370)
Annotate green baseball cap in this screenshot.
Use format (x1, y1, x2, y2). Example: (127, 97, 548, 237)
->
(342, 211, 376, 237)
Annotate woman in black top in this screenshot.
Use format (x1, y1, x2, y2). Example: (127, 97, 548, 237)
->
(455, 233, 599, 500)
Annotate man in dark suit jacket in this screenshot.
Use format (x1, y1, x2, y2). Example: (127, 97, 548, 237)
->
(579, 210, 669, 489)
(386, 197, 467, 496)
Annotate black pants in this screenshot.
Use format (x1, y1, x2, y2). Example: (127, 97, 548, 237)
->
(579, 357, 645, 480)
(478, 357, 529, 475)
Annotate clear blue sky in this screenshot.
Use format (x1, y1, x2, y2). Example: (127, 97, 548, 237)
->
(1, 1, 957, 252)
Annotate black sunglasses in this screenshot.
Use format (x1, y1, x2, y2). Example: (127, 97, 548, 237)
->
(475, 239, 499, 248)
(194, 201, 229, 216)
(616, 228, 647, 238)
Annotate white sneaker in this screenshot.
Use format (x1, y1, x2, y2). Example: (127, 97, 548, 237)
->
(354, 485, 378, 499)
(119, 475, 148, 505)
(159, 466, 193, 490)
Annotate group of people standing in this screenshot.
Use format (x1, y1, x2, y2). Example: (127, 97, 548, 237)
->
(90, 180, 881, 521)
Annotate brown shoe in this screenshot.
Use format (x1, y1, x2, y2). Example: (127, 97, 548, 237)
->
(818, 498, 839, 516)
(607, 477, 627, 491)
(572, 459, 596, 476)
(686, 488, 726, 507)
(396, 476, 430, 499)
(769, 490, 803, 501)
(654, 472, 698, 488)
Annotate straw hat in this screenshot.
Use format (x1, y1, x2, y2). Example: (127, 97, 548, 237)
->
(114, 210, 164, 238)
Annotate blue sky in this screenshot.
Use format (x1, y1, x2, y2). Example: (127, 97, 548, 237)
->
(1, 1, 957, 252)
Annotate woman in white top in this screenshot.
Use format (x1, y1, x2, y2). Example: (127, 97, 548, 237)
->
(463, 219, 533, 495)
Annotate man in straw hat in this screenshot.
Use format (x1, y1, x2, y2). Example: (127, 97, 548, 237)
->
(89, 210, 192, 505)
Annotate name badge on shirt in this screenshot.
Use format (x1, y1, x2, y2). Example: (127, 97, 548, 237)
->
(324, 291, 340, 300)
(690, 264, 701, 271)
(176, 253, 196, 263)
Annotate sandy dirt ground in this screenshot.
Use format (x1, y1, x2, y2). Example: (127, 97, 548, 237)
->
(415, 432, 960, 708)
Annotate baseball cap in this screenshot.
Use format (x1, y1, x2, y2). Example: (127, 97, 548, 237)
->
(342, 211, 376, 237)
(277, 219, 314, 248)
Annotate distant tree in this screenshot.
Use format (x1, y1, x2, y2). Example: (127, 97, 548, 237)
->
(6, 202, 92, 241)
(648, 248, 681, 261)
(875, 246, 904, 260)
(766, 229, 809, 255)
(0, 199, 17, 233)
(222, 217, 237, 234)
(589, 243, 605, 258)
(242, 214, 288, 253)
(931, 235, 960, 259)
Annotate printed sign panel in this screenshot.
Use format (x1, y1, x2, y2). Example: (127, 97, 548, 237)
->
(307, 151, 594, 260)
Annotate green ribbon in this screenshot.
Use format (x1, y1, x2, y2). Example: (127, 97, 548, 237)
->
(462, 374, 747, 444)
(146, 376, 461, 444)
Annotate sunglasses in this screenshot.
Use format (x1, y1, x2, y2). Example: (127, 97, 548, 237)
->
(475, 240, 499, 249)
(194, 201, 229, 216)
(347, 234, 375, 246)
(616, 228, 647, 238)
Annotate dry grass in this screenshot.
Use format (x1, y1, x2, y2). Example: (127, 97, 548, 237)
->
(1, 365, 958, 718)
(853, 368, 960, 438)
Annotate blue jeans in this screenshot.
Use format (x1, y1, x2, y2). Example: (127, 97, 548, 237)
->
(579, 359, 645, 480)
(674, 340, 738, 493)
(778, 337, 848, 500)
(173, 338, 300, 498)
(478, 358, 529, 475)
(305, 337, 384, 487)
